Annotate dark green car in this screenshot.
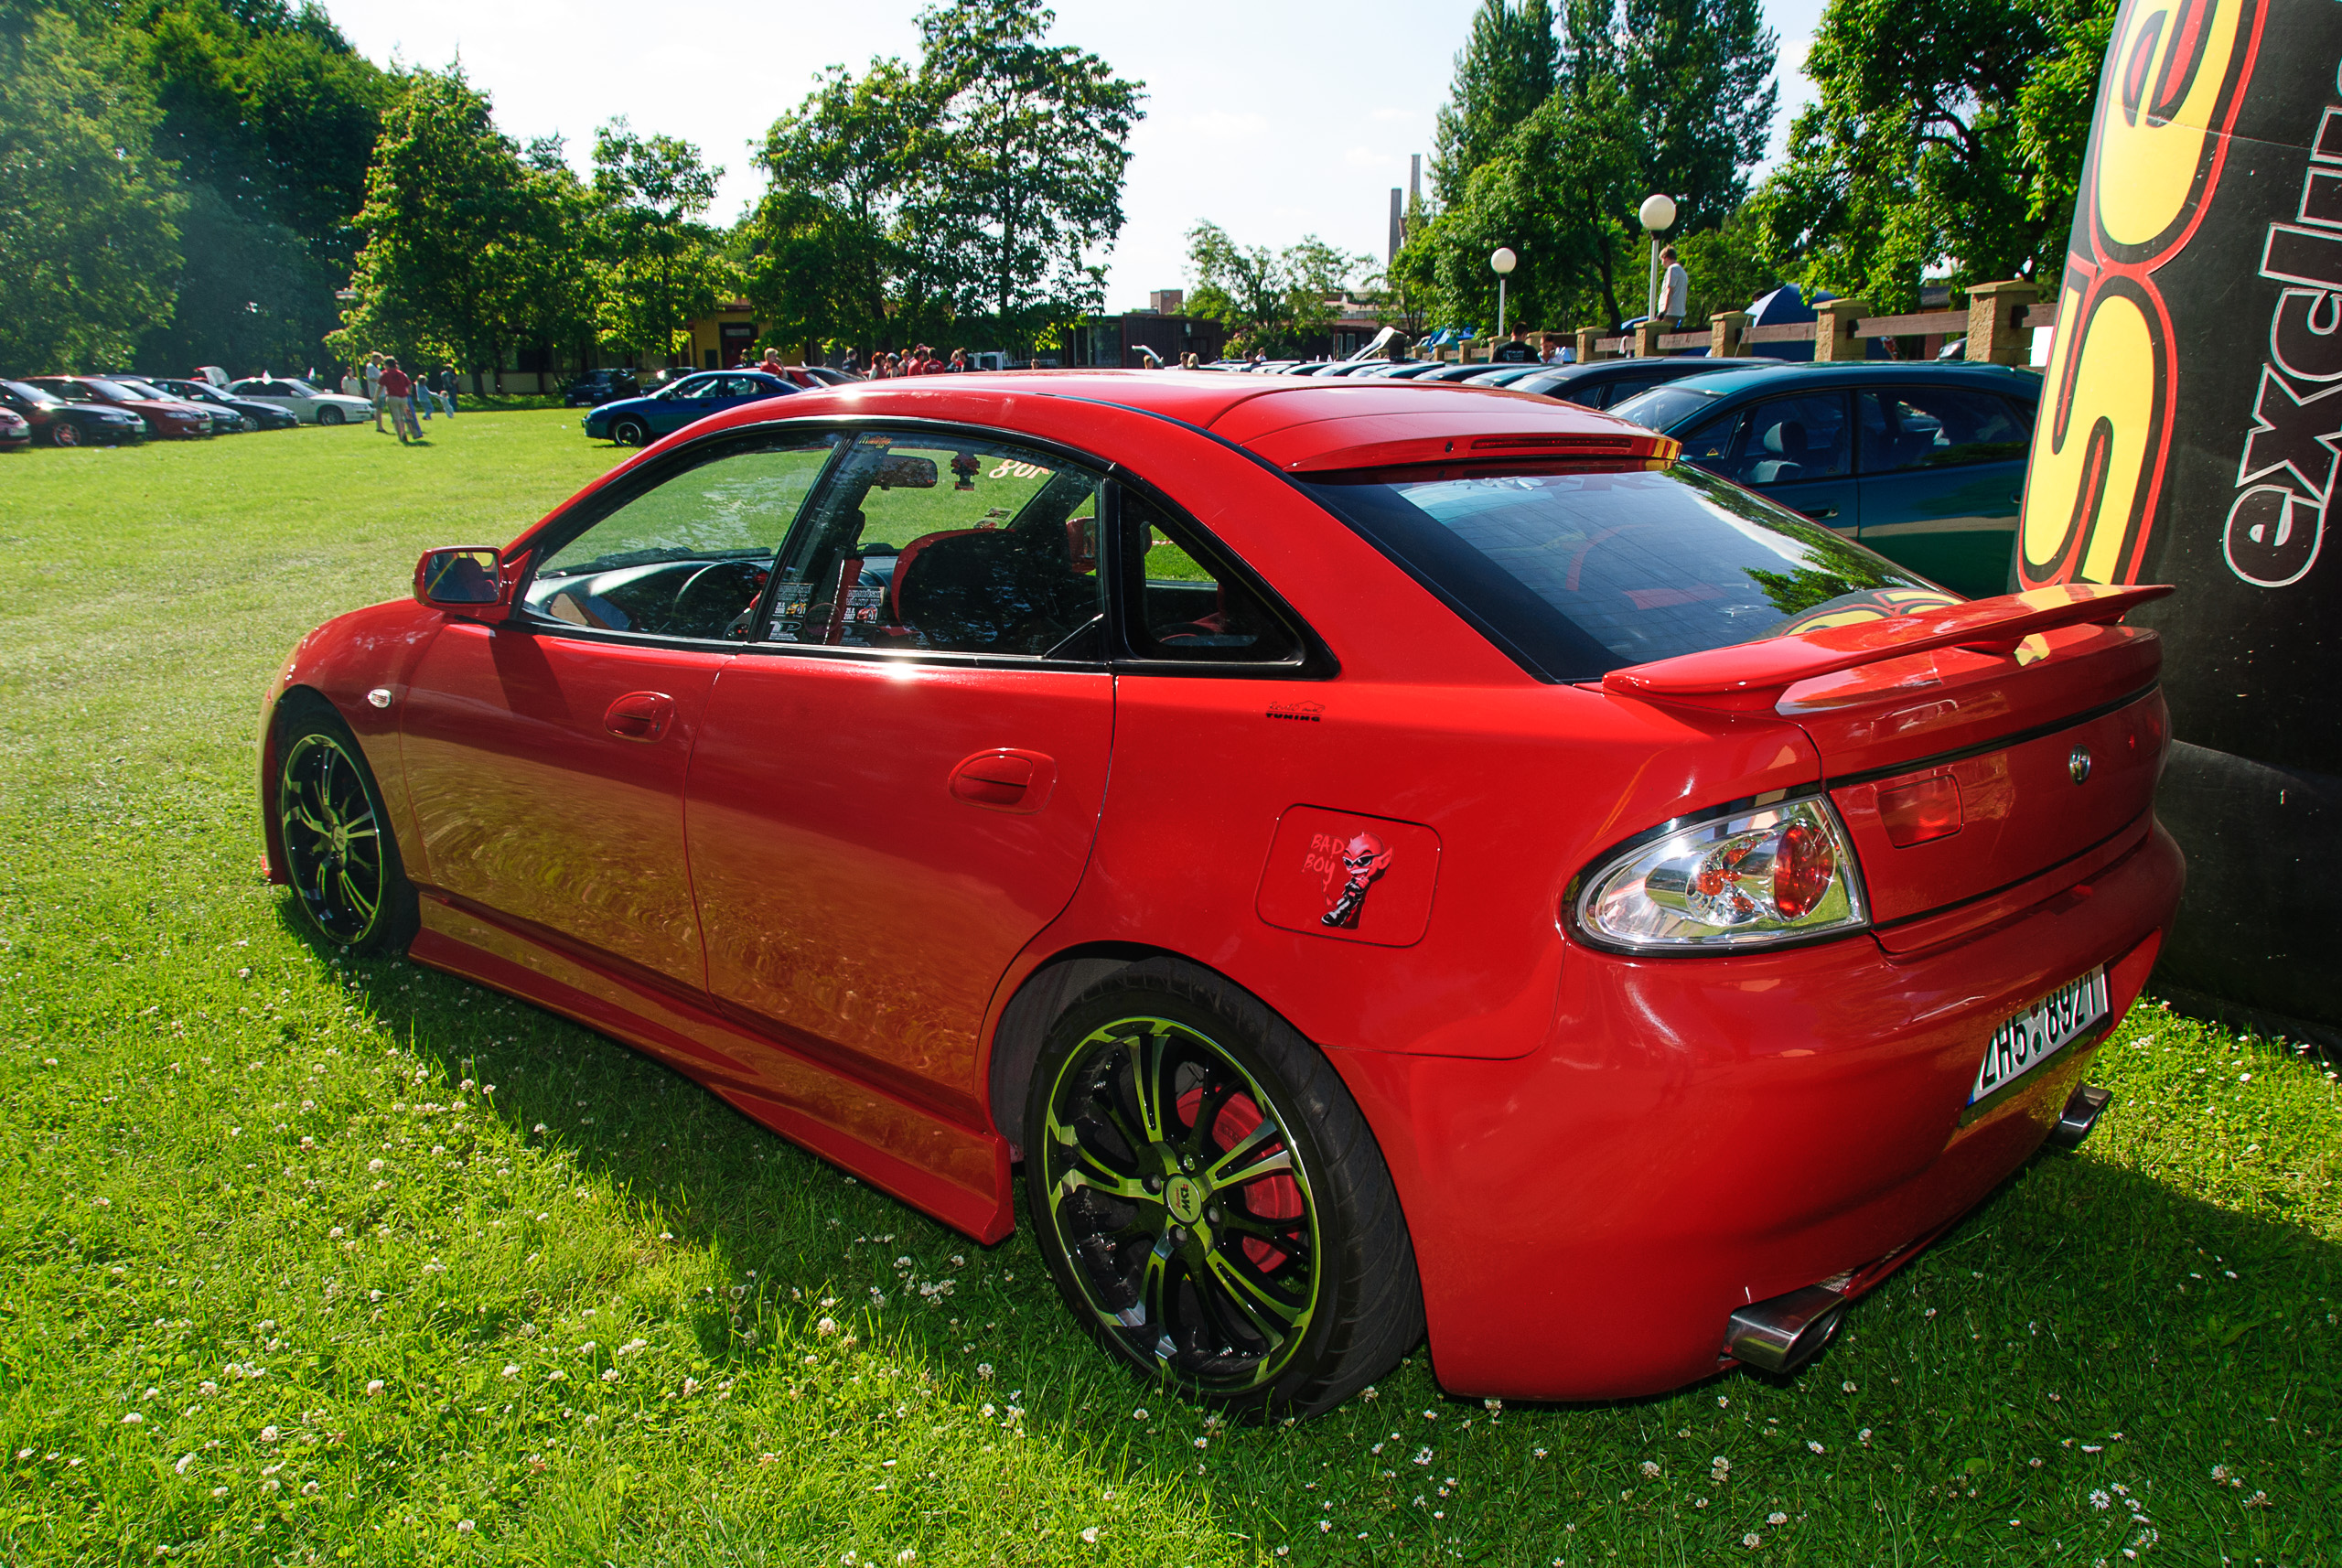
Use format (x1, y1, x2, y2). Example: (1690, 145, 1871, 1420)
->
(1610, 361, 2040, 599)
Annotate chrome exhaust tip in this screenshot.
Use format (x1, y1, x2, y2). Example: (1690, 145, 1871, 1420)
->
(2046, 1082, 2112, 1151)
(1724, 1283, 1847, 1375)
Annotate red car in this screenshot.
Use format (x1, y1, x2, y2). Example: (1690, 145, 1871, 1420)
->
(261, 374, 2182, 1413)
(25, 375, 213, 439)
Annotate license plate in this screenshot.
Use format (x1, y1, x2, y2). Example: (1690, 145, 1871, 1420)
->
(1969, 966, 2109, 1110)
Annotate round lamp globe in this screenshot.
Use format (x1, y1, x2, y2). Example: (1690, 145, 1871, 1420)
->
(1489, 246, 1518, 275)
(1638, 194, 1678, 232)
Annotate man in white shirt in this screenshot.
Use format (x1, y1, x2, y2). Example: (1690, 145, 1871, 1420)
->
(1658, 246, 1690, 328)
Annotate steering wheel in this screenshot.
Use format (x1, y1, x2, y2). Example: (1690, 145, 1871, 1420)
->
(672, 560, 768, 639)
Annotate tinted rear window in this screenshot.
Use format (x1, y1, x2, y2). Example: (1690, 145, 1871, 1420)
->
(1607, 383, 1731, 430)
(1302, 465, 1937, 681)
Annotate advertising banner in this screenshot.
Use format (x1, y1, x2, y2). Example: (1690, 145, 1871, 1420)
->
(2023, 0, 2341, 1030)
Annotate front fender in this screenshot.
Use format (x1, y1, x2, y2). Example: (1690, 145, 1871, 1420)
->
(259, 598, 452, 885)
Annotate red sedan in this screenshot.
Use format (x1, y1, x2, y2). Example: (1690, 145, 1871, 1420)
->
(24, 375, 214, 439)
(261, 373, 2181, 1413)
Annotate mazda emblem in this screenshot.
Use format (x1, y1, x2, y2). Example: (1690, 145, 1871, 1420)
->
(2069, 746, 2092, 784)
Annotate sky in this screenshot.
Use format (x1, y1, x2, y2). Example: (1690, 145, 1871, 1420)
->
(322, 0, 1832, 314)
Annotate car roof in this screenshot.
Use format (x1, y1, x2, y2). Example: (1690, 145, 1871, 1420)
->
(670, 369, 1671, 478)
(1632, 360, 2043, 399)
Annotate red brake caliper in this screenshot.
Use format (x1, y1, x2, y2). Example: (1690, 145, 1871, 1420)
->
(1176, 1087, 1304, 1270)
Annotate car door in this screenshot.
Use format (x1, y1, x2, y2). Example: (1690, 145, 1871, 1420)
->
(1709, 389, 1860, 533)
(649, 375, 729, 437)
(397, 430, 840, 987)
(683, 427, 1114, 1115)
(1853, 384, 2036, 596)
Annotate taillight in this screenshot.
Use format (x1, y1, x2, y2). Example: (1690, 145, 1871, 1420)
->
(1573, 796, 1869, 952)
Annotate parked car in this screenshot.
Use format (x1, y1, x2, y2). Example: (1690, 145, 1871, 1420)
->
(24, 376, 213, 439)
(562, 369, 639, 407)
(106, 376, 248, 434)
(266, 371, 2177, 1414)
(226, 376, 374, 426)
(0, 407, 27, 451)
(580, 370, 800, 446)
(144, 376, 300, 431)
(1498, 356, 1774, 409)
(0, 379, 145, 446)
(1610, 361, 2042, 598)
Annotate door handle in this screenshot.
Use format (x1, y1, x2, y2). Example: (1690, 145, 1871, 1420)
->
(603, 691, 675, 742)
(950, 748, 1057, 814)
(1798, 506, 1840, 521)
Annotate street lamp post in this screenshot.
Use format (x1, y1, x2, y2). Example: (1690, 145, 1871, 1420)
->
(1638, 194, 1678, 334)
(1490, 246, 1517, 341)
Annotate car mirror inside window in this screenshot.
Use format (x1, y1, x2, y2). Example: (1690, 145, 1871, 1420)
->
(764, 434, 1104, 657)
(523, 435, 840, 640)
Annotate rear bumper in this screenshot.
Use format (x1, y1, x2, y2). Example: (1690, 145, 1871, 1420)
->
(1332, 818, 2183, 1402)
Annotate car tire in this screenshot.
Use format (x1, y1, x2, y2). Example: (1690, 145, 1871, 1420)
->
(317, 404, 344, 427)
(51, 421, 82, 448)
(1025, 957, 1424, 1418)
(272, 697, 420, 956)
(610, 416, 649, 447)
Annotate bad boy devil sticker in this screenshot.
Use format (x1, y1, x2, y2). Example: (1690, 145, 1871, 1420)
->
(1320, 831, 1395, 929)
(1255, 807, 1441, 947)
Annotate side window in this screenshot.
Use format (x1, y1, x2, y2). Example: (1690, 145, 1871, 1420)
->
(1735, 393, 1852, 485)
(523, 435, 838, 640)
(1117, 490, 1303, 664)
(1859, 387, 2035, 472)
(1677, 410, 1742, 468)
(764, 433, 1105, 658)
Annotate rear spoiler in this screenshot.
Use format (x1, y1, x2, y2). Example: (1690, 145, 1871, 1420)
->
(1602, 584, 2174, 713)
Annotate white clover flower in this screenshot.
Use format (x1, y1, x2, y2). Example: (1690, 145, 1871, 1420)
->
(1767, 1511, 1788, 1525)
(1742, 1533, 1761, 1548)
(174, 1454, 194, 1475)
(816, 1318, 840, 1337)
(367, 1159, 384, 1172)
(1807, 1441, 1825, 1455)
(1079, 1527, 1099, 1544)
(456, 1520, 475, 1534)
(259, 1426, 279, 1443)
(600, 1369, 619, 1383)
(119, 1413, 141, 1425)
(1132, 1408, 1149, 1421)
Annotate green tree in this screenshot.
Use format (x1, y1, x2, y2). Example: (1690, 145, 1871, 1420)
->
(1622, 0, 1777, 229)
(119, 0, 390, 371)
(1752, 0, 2107, 310)
(911, 0, 1144, 356)
(328, 66, 586, 391)
(1429, 0, 1557, 205)
(745, 59, 930, 356)
(592, 117, 737, 368)
(0, 12, 184, 370)
(1183, 221, 1367, 357)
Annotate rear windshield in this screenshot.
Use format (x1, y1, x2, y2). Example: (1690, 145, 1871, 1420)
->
(1302, 464, 1938, 681)
(1607, 383, 1729, 430)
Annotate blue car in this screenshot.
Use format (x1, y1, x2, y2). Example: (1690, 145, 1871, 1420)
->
(1608, 361, 2040, 598)
(583, 371, 799, 446)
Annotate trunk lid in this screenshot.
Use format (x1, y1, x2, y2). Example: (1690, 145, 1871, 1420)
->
(1603, 585, 2171, 940)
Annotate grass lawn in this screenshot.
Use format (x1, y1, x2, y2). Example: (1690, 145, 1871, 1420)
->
(0, 411, 2336, 1566)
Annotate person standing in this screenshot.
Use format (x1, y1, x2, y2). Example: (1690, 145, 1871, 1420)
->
(1493, 326, 1537, 363)
(363, 353, 385, 432)
(379, 358, 419, 444)
(1657, 245, 1690, 329)
(437, 367, 458, 415)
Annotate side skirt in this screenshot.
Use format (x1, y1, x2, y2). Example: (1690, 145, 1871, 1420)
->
(410, 896, 1015, 1243)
